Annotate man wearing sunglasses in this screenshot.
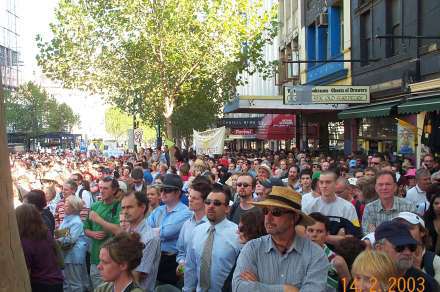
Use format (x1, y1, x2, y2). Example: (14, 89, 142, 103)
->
(232, 186, 329, 291)
(228, 174, 260, 224)
(147, 173, 192, 286)
(374, 221, 440, 291)
(184, 185, 241, 292)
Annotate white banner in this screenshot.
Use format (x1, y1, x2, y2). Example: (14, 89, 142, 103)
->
(193, 126, 226, 155)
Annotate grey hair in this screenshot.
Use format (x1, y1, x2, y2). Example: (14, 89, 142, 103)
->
(416, 168, 431, 180)
(64, 179, 78, 191)
(431, 171, 440, 184)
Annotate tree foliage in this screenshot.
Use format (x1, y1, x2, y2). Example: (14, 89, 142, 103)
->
(5, 82, 80, 136)
(37, 0, 277, 140)
(104, 107, 156, 143)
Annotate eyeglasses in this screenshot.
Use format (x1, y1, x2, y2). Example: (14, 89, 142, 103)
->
(204, 199, 226, 206)
(161, 187, 178, 193)
(236, 183, 250, 188)
(262, 207, 293, 217)
(394, 244, 417, 253)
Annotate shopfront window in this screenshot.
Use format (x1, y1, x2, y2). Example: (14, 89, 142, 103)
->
(329, 121, 345, 150)
(358, 118, 397, 154)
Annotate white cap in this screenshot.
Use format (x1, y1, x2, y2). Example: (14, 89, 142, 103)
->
(393, 211, 425, 228)
(348, 177, 358, 186)
(118, 180, 128, 194)
(362, 232, 375, 245)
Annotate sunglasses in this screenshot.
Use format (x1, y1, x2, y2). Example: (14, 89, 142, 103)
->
(394, 244, 417, 253)
(204, 199, 226, 206)
(236, 183, 250, 188)
(161, 187, 178, 193)
(262, 207, 293, 217)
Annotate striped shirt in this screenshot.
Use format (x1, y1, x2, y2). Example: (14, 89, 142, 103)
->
(232, 235, 329, 292)
(323, 245, 338, 291)
(131, 219, 161, 292)
(361, 196, 417, 235)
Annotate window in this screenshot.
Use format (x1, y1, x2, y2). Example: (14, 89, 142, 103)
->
(360, 11, 371, 66)
(388, 0, 401, 56)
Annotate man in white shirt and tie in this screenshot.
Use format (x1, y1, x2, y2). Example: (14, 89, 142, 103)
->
(184, 184, 241, 292)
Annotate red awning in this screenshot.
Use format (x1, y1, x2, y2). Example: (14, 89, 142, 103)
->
(256, 114, 296, 140)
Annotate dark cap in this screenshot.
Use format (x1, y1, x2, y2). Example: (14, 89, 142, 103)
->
(131, 167, 144, 180)
(260, 177, 285, 188)
(375, 221, 417, 247)
(161, 173, 183, 190)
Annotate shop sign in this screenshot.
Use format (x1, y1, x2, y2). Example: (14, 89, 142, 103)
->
(397, 119, 417, 155)
(217, 117, 262, 129)
(231, 129, 256, 136)
(284, 85, 370, 105)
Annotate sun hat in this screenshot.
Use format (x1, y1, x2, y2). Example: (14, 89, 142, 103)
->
(251, 186, 315, 226)
(375, 221, 417, 247)
(257, 164, 272, 176)
(392, 212, 425, 228)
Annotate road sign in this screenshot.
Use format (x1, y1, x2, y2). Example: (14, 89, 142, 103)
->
(134, 128, 143, 144)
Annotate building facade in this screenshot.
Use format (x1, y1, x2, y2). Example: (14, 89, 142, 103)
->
(0, 0, 20, 89)
(339, 0, 440, 162)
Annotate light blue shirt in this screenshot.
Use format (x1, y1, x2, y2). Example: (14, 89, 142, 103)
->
(58, 214, 88, 264)
(184, 218, 241, 292)
(176, 214, 208, 264)
(147, 202, 192, 253)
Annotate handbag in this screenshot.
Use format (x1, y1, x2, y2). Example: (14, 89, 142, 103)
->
(56, 228, 76, 251)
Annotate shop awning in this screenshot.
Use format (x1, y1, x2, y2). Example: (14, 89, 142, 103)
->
(398, 96, 440, 114)
(338, 102, 399, 120)
(256, 114, 296, 140)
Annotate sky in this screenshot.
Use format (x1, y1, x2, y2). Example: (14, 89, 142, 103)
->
(20, 0, 108, 139)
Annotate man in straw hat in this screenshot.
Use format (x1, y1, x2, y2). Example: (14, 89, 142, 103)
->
(232, 186, 329, 291)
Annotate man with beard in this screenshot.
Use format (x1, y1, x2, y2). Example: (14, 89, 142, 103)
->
(374, 221, 439, 291)
(282, 165, 301, 192)
(232, 186, 328, 291)
(184, 184, 241, 292)
(228, 174, 261, 224)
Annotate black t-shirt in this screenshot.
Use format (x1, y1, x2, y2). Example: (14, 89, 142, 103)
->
(404, 267, 440, 292)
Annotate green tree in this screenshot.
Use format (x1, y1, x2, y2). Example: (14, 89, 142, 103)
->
(5, 82, 79, 135)
(105, 107, 156, 143)
(37, 0, 277, 140)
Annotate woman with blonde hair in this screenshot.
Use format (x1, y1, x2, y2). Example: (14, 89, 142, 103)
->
(351, 250, 398, 291)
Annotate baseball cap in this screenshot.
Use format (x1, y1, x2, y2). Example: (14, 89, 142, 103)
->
(393, 212, 425, 228)
(161, 173, 183, 190)
(375, 221, 417, 247)
(260, 177, 285, 188)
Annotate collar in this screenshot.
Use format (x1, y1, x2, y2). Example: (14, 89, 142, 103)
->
(265, 234, 301, 255)
(208, 217, 228, 231)
(191, 213, 207, 225)
(415, 185, 426, 194)
(131, 218, 148, 233)
(165, 201, 185, 213)
(378, 197, 397, 211)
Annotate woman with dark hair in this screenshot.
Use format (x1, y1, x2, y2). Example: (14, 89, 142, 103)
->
(16, 204, 63, 292)
(424, 184, 440, 254)
(24, 189, 55, 236)
(95, 232, 145, 292)
(223, 211, 266, 292)
(237, 210, 267, 244)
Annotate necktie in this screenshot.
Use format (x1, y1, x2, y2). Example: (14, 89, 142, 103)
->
(200, 225, 215, 290)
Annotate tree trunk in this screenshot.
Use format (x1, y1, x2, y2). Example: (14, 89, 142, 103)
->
(165, 116, 173, 141)
(0, 70, 32, 292)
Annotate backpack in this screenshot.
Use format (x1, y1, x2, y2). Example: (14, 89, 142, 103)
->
(422, 250, 436, 277)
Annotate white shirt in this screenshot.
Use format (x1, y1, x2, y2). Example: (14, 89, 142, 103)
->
(406, 185, 429, 215)
(303, 195, 360, 228)
(75, 185, 93, 209)
(301, 192, 317, 212)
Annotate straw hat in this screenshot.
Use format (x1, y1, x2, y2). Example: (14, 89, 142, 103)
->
(257, 164, 272, 176)
(252, 186, 315, 226)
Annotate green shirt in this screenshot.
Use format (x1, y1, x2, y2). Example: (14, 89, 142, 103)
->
(84, 200, 121, 264)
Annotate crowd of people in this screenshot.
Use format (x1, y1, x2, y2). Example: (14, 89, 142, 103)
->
(9, 146, 440, 292)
